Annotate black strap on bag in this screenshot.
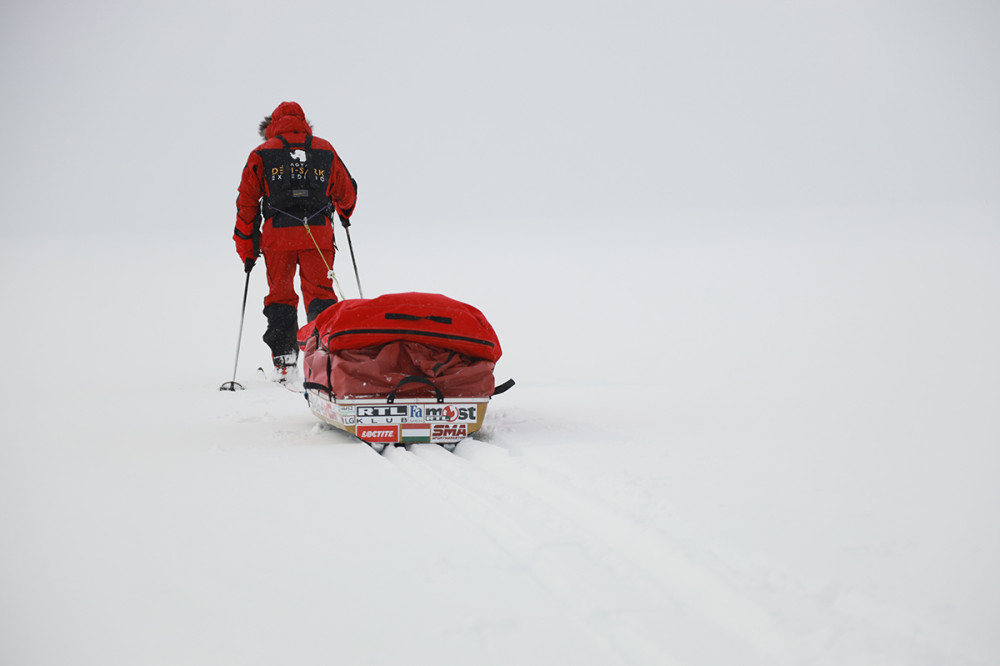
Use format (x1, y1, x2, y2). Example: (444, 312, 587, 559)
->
(303, 382, 334, 397)
(493, 379, 516, 395)
(386, 376, 445, 404)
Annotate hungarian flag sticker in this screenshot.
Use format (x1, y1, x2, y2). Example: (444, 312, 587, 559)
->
(401, 423, 431, 444)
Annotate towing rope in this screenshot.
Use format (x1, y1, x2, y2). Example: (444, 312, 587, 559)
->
(268, 204, 344, 301)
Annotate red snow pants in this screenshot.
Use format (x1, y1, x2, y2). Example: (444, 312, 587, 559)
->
(262, 248, 338, 321)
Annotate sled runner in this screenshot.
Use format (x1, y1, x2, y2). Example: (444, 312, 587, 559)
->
(297, 292, 513, 450)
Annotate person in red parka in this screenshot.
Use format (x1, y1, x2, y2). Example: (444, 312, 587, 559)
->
(234, 101, 357, 378)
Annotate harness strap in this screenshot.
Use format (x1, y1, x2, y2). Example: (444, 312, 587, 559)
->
(277, 134, 313, 149)
(267, 202, 331, 225)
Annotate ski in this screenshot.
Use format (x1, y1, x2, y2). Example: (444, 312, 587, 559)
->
(257, 366, 304, 393)
(367, 442, 457, 456)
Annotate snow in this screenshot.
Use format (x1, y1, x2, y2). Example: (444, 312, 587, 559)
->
(2, 207, 998, 665)
(2, 0, 1000, 663)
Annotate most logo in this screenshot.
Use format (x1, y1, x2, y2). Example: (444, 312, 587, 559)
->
(424, 405, 477, 423)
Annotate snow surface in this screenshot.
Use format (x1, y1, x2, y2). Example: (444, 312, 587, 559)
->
(2, 0, 999, 663)
(1, 208, 998, 665)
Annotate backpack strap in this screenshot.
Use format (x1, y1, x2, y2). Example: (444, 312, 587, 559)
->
(275, 134, 312, 149)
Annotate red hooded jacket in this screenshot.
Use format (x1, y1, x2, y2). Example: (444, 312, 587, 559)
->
(234, 102, 357, 261)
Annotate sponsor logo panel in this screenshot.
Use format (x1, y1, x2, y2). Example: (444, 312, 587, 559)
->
(424, 405, 478, 423)
(431, 423, 468, 443)
(356, 405, 409, 425)
(316, 400, 482, 434)
(318, 398, 339, 423)
(356, 425, 399, 443)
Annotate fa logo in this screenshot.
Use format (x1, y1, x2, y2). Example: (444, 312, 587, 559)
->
(290, 149, 307, 163)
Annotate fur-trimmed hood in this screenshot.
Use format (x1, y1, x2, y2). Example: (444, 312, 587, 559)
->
(259, 101, 313, 139)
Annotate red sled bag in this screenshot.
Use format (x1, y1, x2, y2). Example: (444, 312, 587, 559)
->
(297, 292, 502, 400)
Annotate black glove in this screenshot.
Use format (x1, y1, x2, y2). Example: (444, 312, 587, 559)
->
(339, 213, 351, 228)
(244, 257, 256, 273)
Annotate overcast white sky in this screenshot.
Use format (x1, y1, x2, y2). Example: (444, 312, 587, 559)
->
(1, 0, 998, 234)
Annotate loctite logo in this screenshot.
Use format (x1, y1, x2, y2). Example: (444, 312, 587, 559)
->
(356, 425, 399, 443)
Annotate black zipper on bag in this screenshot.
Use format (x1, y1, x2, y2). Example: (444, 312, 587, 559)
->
(384, 312, 453, 325)
(324, 328, 495, 348)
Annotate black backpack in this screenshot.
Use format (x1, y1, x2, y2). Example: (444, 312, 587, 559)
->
(257, 135, 335, 228)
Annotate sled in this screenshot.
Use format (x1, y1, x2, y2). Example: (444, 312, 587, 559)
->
(297, 292, 512, 450)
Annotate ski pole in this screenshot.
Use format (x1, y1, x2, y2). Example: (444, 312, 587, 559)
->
(342, 217, 364, 298)
(219, 269, 251, 391)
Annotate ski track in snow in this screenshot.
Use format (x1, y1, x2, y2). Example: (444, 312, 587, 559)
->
(384, 440, 700, 666)
(369, 433, 984, 666)
(382, 438, 752, 665)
